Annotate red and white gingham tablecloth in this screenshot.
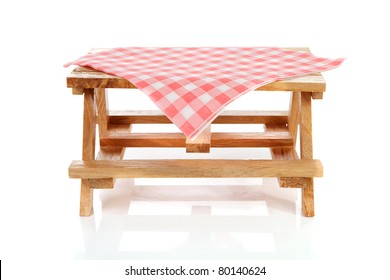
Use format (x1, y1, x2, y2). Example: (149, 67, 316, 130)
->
(65, 47, 343, 139)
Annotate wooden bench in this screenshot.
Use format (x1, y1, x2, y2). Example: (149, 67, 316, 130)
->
(67, 47, 326, 217)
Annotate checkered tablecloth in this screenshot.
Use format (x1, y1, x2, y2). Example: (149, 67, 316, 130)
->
(65, 47, 343, 139)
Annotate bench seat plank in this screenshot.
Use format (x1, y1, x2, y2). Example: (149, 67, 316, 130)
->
(69, 159, 323, 179)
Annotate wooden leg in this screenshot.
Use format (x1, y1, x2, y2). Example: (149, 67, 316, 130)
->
(96, 88, 109, 136)
(302, 178, 314, 217)
(288, 91, 300, 145)
(80, 179, 93, 216)
(300, 92, 314, 217)
(80, 89, 96, 216)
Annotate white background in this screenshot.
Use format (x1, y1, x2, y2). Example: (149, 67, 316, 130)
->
(1, 0, 390, 279)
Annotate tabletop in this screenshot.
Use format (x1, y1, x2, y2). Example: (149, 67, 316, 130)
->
(66, 47, 326, 94)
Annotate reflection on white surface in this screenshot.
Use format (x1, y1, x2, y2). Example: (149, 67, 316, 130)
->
(135, 177, 263, 186)
(76, 176, 316, 260)
(119, 232, 189, 252)
(127, 201, 268, 216)
(75, 147, 316, 260)
(128, 201, 191, 216)
(211, 201, 268, 216)
(225, 233, 276, 253)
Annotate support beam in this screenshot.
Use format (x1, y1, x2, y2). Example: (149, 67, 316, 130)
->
(300, 92, 315, 217)
(270, 147, 310, 188)
(109, 110, 288, 125)
(80, 89, 95, 216)
(186, 126, 211, 153)
(266, 124, 309, 188)
(288, 91, 300, 145)
(100, 131, 294, 148)
(312, 92, 323, 99)
(72, 88, 84, 95)
(86, 147, 126, 189)
(69, 159, 323, 179)
(96, 88, 109, 136)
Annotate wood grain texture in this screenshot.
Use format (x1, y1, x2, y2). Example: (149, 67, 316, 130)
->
(214, 130, 292, 148)
(186, 125, 211, 153)
(96, 88, 109, 136)
(288, 92, 300, 145)
(100, 131, 294, 148)
(312, 92, 324, 99)
(86, 178, 113, 189)
(67, 69, 326, 93)
(80, 89, 96, 216)
(257, 75, 325, 92)
(109, 110, 289, 125)
(82, 89, 96, 160)
(107, 124, 133, 133)
(72, 88, 84, 95)
(266, 124, 309, 188)
(69, 159, 323, 179)
(80, 180, 93, 215)
(270, 148, 310, 188)
(300, 92, 313, 159)
(86, 147, 126, 189)
(300, 92, 315, 217)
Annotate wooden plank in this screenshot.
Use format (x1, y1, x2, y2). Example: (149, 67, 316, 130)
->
(109, 110, 289, 125)
(270, 148, 309, 188)
(258, 75, 326, 92)
(67, 70, 326, 93)
(107, 124, 132, 133)
(187, 110, 290, 124)
(212, 132, 292, 148)
(100, 131, 294, 148)
(300, 92, 315, 217)
(69, 159, 323, 179)
(312, 92, 323, 99)
(80, 180, 93, 215)
(97, 146, 126, 160)
(72, 88, 84, 95)
(82, 89, 96, 160)
(101, 132, 185, 147)
(109, 110, 172, 124)
(186, 126, 211, 153)
(67, 66, 137, 89)
(266, 124, 308, 188)
(86, 147, 126, 189)
(80, 89, 96, 216)
(95, 88, 109, 136)
(86, 121, 130, 190)
(66, 47, 326, 93)
(300, 93, 313, 159)
(86, 178, 113, 190)
(288, 92, 300, 145)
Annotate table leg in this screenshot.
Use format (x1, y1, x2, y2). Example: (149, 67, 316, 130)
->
(288, 91, 300, 145)
(80, 89, 96, 216)
(300, 92, 314, 217)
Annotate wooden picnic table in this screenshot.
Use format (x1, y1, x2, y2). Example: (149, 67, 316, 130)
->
(67, 47, 324, 217)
